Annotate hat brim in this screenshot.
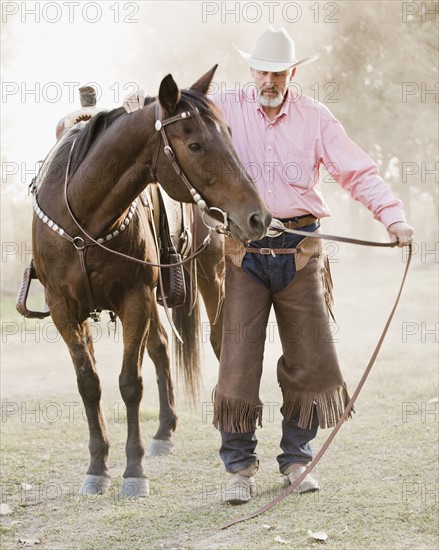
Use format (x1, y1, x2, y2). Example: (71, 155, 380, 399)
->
(234, 45, 318, 72)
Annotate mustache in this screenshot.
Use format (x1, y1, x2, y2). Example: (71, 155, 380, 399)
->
(258, 87, 282, 98)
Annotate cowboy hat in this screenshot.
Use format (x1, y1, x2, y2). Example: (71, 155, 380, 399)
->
(234, 27, 318, 72)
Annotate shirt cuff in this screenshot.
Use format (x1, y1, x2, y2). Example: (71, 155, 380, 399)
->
(376, 206, 407, 228)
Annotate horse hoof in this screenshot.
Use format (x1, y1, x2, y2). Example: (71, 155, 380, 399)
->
(120, 477, 149, 498)
(146, 438, 175, 457)
(80, 474, 111, 496)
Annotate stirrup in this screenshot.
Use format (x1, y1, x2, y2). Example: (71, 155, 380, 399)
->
(16, 260, 50, 319)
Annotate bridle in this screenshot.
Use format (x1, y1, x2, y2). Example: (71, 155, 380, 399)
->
(151, 102, 230, 235)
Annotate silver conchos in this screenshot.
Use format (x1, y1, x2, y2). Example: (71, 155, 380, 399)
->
(31, 185, 137, 245)
(265, 218, 285, 238)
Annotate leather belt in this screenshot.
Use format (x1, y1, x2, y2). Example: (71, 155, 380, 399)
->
(265, 215, 317, 237)
(245, 247, 297, 255)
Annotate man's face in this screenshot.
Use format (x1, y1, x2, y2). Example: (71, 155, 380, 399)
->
(251, 68, 295, 108)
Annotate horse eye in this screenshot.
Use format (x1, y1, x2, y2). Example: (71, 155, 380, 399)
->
(188, 143, 202, 152)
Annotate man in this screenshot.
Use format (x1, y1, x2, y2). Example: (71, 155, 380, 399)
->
(124, 27, 413, 504)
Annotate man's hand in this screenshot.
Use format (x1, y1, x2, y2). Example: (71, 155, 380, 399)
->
(123, 90, 145, 113)
(387, 221, 414, 247)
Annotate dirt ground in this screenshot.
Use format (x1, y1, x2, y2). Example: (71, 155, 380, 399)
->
(1, 248, 438, 549)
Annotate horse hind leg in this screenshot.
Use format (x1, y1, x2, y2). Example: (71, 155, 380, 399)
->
(195, 234, 225, 360)
(145, 305, 177, 457)
(52, 309, 111, 495)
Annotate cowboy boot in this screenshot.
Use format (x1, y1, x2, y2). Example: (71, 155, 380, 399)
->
(223, 462, 259, 504)
(284, 463, 319, 493)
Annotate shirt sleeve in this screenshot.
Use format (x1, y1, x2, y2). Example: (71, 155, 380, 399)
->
(320, 110, 406, 228)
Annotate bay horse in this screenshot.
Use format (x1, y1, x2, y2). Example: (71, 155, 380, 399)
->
(32, 66, 270, 497)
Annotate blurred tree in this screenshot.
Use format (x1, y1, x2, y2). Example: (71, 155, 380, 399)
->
(321, 1, 437, 232)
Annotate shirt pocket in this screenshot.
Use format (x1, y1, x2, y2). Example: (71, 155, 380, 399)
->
(285, 147, 318, 194)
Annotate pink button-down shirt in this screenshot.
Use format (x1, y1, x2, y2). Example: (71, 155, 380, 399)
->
(210, 87, 405, 227)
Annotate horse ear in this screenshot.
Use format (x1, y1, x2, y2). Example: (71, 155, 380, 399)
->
(190, 65, 218, 94)
(158, 74, 180, 116)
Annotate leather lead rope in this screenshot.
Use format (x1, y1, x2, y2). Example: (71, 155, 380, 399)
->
(219, 243, 413, 530)
(277, 225, 399, 248)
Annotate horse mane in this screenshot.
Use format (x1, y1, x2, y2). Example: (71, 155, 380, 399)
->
(51, 89, 223, 179)
(179, 89, 224, 127)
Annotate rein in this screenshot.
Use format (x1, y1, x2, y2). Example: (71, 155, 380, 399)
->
(276, 225, 399, 248)
(220, 237, 413, 530)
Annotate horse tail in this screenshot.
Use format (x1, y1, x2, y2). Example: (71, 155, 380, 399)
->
(172, 279, 202, 404)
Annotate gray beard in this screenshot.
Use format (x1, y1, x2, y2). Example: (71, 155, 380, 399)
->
(258, 91, 284, 108)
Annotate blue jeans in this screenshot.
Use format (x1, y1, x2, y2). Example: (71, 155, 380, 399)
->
(242, 221, 320, 294)
(220, 408, 319, 474)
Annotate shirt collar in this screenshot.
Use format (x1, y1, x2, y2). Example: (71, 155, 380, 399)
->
(252, 87, 299, 122)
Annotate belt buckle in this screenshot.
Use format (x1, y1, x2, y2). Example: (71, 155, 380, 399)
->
(260, 248, 271, 254)
(265, 218, 284, 238)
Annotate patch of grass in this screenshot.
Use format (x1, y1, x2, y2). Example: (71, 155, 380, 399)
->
(1, 390, 437, 549)
(138, 410, 159, 422)
(1, 257, 437, 549)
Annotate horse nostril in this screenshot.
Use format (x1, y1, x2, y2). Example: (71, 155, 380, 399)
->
(249, 213, 264, 232)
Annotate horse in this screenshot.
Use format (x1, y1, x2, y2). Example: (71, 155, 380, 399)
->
(31, 65, 271, 497)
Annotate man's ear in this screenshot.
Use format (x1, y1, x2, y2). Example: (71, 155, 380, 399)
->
(158, 74, 180, 116)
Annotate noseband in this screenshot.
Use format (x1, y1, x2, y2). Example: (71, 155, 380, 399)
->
(151, 103, 229, 235)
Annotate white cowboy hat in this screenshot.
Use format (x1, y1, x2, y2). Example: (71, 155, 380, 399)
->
(234, 27, 318, 72)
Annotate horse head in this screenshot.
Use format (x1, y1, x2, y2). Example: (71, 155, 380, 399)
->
(154, 66, 271, 242)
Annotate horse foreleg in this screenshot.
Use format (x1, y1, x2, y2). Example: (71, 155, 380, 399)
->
(118, 299, 150, 497)
(51, 306, 111, 495)
(145, 304, 177, 457)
